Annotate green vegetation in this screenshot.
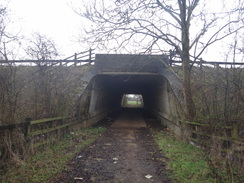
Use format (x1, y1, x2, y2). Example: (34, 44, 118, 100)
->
(126, 100, 140, 105)
(0, 126, 106, 183)
(126, 100, 142, 105)
(151, 129, 215, 183)
(121, 94, 144, 108)
(152, 128, 244, 182)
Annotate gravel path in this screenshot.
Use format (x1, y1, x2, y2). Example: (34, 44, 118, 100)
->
(50, 109, 171, 183)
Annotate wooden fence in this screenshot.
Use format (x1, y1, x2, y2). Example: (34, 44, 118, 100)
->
(28, 117, 76, 148)
(61, 48, 95, 67)
(0, 116, 89, 148)
(0, 116, 86, 166)
(1, 48, 95, 66)
(0, 109, 112, 165)
(1, 115, 243, 166)
(180, 120, 244, 161)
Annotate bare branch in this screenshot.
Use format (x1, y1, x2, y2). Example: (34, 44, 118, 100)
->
(195, 20, 244, 60)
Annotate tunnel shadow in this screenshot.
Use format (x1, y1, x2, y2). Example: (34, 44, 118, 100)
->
(94, 107, 163, 129)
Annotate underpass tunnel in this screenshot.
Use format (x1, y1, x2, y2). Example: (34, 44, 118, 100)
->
(77, 73, 185, 127)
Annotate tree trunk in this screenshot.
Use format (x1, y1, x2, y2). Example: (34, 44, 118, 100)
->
(182, 52, 196, 120)
(180, 0, 196, 120)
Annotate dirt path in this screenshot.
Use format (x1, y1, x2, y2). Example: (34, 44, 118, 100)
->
(51, 109, 171, 183)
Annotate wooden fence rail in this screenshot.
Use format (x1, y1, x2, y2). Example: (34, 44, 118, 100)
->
(180, 120, 244, 161)
(0, 116, 85, 165)
(0, 48, 95, 66)
(61, 48, 95, 67)
(28, 116, 75, 148)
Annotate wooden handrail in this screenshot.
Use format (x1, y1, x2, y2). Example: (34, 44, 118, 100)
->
(181, 120, 233, 129)
(30, 116, 68, 125)
(179, 119, 244, 160)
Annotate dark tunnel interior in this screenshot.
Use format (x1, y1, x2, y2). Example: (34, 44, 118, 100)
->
(103, 74, 163, 108)
(87, 74, 171, 116)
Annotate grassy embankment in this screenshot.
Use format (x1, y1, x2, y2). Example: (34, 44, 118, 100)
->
(152, 128, 244, 183)
(151, 128, 216, 183)
(0, 127, 106, 183)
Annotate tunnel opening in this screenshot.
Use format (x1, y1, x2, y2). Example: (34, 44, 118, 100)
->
(77, 73, 184, 129)
(76, 54, 185, 132)
(121, 94, 144, 108)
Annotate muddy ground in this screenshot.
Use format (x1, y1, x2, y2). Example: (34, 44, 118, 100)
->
(50, 109, 171, 183)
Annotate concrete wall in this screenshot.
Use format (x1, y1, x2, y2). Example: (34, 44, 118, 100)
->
(144, 75, 185, 135)
(95, 54, 168, 73)
(143, 76, 185, 134)
(76, 75, 121, 127)
(88, 75, 120, 116)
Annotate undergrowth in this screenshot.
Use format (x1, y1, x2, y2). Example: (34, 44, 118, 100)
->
(151, 128, 215, 183)
(0, 127, 106, 183)
(152, 128, 244, 183)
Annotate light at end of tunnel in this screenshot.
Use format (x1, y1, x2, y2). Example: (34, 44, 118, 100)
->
(121, 94, 144, 108)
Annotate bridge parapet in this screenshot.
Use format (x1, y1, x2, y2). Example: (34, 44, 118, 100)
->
(95, 54, 169, 74)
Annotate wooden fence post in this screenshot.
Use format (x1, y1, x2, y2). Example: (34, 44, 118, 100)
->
(169, 49, 173, 67)
(232, 121, 238, 140)
(74, 53, 77, 66)
(200, 58, 203, 79)
(89, 48, 92, 65)
(21, 118, 31, 140)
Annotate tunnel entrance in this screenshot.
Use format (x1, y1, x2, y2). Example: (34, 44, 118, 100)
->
(78, 73, 183, 127)
(76, 54, 185, 130)
(121, 94, 144, 108)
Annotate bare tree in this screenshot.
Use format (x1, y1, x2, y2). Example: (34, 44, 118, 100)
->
(0, 3, 24, 125)
(0, 4, 9, 60)
(0, 2, 21, 61)
(24, 32, 60, 118)
(75, 0, 243, 119)
(26, 32, 59, 66)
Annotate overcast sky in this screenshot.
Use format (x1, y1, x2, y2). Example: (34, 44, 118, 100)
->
(8, 0, 84, 58)
(5, 0, 243, 62)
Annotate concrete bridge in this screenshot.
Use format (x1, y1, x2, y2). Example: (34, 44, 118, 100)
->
(76, 54, 186, 133)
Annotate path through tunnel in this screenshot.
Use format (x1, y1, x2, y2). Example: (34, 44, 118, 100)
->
(77, 72, 184, 129)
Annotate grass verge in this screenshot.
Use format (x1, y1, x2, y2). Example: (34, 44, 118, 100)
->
(151, 128, 215, 183)
(0, 126, 106, 183)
